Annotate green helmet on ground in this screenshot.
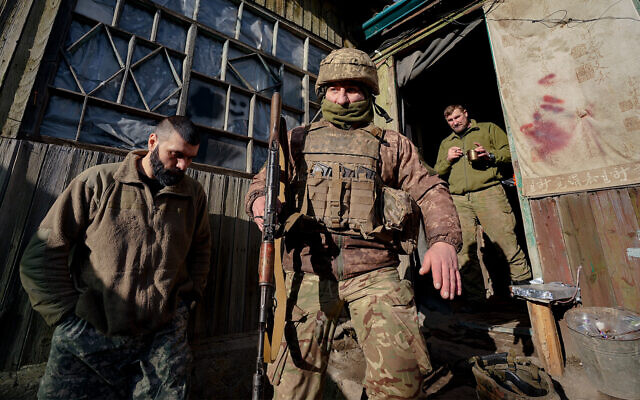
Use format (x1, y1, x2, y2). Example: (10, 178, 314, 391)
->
(315, 48, 379, 96)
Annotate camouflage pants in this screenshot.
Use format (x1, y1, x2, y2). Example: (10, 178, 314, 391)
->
(38, 305, 192, 400)
(453, 184, 532, 299)
(268, 267, 432, 400)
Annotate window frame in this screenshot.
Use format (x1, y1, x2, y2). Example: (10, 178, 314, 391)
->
(26, 0, 335, 175)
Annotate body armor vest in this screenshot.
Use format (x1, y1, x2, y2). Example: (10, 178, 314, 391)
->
(291, 122, 383, 237)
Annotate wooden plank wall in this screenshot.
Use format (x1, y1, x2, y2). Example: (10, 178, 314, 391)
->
(248, 0, 373, 47)
(0, 137, 261, 371)
(529, 189, 640, 313)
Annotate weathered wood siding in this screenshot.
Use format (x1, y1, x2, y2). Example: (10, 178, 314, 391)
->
(249, 0, 347, 46)
(529, 189, 640, 313)
(0, 137, 260, 371)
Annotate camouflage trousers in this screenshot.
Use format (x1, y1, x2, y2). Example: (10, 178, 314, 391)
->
(453, 184, 532, 299)
(268, 267, 433, 400)
(38, 305, 192, 400)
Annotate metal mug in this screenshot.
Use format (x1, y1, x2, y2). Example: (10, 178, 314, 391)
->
(466, 149, 479, 162)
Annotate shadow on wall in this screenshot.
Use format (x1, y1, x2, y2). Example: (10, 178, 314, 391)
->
(0, 140, 60, 373)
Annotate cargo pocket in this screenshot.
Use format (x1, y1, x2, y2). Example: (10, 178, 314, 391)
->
(378, 279, 419, 347)
(349, 180, 376, 231)
(378, 279, 432, 377)
(306, 176, 328, 221)
(267, 303, 331, 385)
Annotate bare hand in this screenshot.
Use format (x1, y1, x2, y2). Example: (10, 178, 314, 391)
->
(474, 142, 489, 159)
(419, 241, 461, 300)
(447, 146, 463, 162)
(251, 196, 282, 232)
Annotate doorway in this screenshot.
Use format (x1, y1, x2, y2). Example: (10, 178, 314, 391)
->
(398, 19, 526, 297)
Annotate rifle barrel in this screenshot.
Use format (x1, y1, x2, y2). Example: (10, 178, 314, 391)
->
(252, 92, 282, 400)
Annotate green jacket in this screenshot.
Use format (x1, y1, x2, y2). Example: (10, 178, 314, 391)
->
(434, 120, 511, 195)
(20, 151, 211, 336)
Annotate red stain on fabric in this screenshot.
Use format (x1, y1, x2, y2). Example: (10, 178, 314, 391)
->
(542, 95, 564, 104)
(540, 104, 565, 113)
(520, 111, 571, 160)
(538, 74, 556, 85)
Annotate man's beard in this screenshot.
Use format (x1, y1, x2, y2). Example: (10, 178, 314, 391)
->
(150, 147, 185, 186)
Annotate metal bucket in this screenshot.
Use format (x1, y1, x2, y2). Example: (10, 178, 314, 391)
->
(565, 307, 640, 400)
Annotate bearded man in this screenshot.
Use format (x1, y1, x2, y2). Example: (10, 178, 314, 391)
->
(20, 116, 211, 399)
(246, 48, 462, 399)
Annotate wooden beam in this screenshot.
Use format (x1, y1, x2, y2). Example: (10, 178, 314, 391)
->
(527, 301, 564, 377)
(1, 0, 64, 138)
(178, 24, 197, 116)
(0, 0, 34, 89)
(373, 57, 399, 132)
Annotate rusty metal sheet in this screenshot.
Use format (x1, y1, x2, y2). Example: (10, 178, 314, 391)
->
(485, 0, 640, 197)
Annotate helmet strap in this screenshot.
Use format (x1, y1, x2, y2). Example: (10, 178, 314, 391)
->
(373, 100, 394, 124)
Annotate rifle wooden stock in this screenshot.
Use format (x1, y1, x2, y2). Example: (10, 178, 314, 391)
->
(258, 242, 275, 284)
(253, 92, 282, 400)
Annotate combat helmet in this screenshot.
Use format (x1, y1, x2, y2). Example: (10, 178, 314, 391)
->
(315, 48, 379, 96)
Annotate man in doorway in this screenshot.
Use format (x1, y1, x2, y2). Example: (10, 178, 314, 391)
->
(434, 105, 532, 301)
(20, 116, 211, 399)
(246, 48, 462, 399)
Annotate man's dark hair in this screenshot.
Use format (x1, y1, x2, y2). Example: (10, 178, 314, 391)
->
(156, 116, 200, 145)
(443, 105, 466, 118)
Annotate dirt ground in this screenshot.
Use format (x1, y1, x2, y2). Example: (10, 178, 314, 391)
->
(0, 297, 622, 399)
(322, 295, 619, 400)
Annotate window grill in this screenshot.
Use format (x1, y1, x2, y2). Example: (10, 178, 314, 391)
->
(38, 0, 330, 174)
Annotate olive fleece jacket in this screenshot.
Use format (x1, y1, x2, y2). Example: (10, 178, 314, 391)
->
(245, 120, 462, 280)
(20, 151, 211, 336)
(434, 120, 511, 195)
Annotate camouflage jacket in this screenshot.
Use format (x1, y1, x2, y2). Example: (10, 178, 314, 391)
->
(245, 119, 461, 280)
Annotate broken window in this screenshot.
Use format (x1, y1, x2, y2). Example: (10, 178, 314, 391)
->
(307, 44, 328, 75)
(119, 1, 154, 40)
(239, 9, 273, 52)
(75, 0, 116, 25)
(197, 0, 237, 38)
(252, 99, 270, 142)
(38, 0, 333, 173)
(282, 70, 303, 109)
(193, 34, 223, 78)
(309, 77, 319, 104)
(198, 135, 247, 171)
(276, 28, 304, 68)
(152, 0, 195, 19)
(186, 78, 226, 130)
(252, 145, 268, 173)
(78, 103, 155, 148)
(156, 16, 188, 52)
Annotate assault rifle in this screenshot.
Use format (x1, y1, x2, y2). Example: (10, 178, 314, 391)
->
(252, 92, 283, 400)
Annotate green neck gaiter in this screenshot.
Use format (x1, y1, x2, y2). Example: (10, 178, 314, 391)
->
(321, 97, 374, 130)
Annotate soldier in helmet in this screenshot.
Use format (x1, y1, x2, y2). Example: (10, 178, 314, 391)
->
(246, 48, 462, 399)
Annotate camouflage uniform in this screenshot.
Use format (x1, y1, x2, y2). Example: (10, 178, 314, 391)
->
(246, 48, 462, 399)
(268, 268, 431, 399)
(38, 305, 191, 400)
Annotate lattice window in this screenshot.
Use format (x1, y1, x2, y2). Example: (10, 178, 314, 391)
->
(39, 0, 331, 173)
